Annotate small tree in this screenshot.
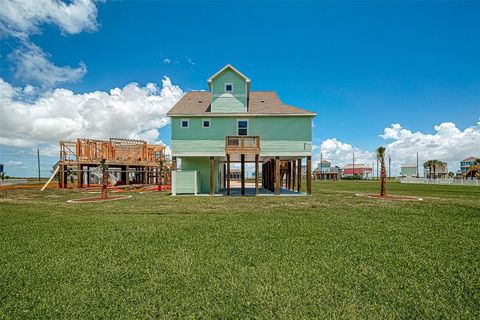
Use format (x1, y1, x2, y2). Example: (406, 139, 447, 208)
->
(99, 159, 108, 199)
(376, 146, 387, 197)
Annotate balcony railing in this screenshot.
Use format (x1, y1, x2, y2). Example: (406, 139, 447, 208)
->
(225, 136, 260, 154)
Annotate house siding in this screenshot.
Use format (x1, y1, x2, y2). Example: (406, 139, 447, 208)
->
(211, 70, 247, 112)
(181, 157, 220, 193)
(171, 116, 313, 155)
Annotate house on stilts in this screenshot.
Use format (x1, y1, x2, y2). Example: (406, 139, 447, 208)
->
(166, 65, 316, 196)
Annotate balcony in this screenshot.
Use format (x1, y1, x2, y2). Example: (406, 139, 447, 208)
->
(225, 136, 260, 155)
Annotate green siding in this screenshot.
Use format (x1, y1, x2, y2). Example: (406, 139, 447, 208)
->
(211, 69, 247, 112)
(174, 171, 198, 194)
(172, 116, 312, 154)
(181, 157, 220, 193)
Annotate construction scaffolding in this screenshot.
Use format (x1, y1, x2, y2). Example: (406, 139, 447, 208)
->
(55, 138, 170, 189)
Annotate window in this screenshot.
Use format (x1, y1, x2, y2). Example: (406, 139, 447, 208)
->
(181, 119, 189, 128)
(237, 119, 248, 136)
(202, 119, 211, 128)
(225, 82, 233, 92)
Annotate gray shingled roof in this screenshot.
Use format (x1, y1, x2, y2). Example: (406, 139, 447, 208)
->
(166, 91, 316, 116)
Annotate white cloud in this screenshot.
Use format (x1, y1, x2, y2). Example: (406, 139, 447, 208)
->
(163, 58, 171, 64)
(0, 0, 98, 38)
(0, 77, 184, 154)
(318, 121, 480, 174)
(1, 0, 100, 87)
(7, 160, 23, 166)
(10, 42, 87, 87)
(319, 138, 375, 167)
(187, 57, 196, 66)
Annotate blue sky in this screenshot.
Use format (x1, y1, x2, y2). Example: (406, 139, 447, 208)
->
(1, 1, 479, 177)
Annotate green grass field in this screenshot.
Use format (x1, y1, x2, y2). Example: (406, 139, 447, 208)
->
(1, 181, 479, 319)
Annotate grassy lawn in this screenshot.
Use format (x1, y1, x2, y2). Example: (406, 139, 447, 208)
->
(1, 181, 479, 319)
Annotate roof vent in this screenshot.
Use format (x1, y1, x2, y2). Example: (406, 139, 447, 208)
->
(198, 100, 202, 103)
(260, 100, 265, 103)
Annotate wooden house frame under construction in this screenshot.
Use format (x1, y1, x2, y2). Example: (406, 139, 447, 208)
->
(57, 138, 169, 188)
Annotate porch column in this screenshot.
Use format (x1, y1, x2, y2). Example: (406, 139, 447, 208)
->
(292, 160, 296, 192)
(77, 164, 83, 188)
(87, 166, 91, 187)
(307, 156, 312, 195)
(125, 165, 129, 185)
(227, 154, 230, 195)
(275, 157, 281, 195)
(287, 161, 291, 190)
(210, 156, 214, 195)
(255, 154, 259, 195)
(241, 154, 245, 195)
(297, 158, 302, 193)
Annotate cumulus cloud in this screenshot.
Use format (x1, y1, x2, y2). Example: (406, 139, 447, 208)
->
(0, 77, 184, 155)
(318, 121, 480, 173)
(1, 0, 100, 87)
(10, 42, 87, 87)
(0, 0, 98, 37)
(319, 138, 375, 168)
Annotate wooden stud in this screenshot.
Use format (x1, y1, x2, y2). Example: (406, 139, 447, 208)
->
(297, 158, 302, 193)
(255, 154, 259, 195)
(292, 160, 296, 192)
(227, 154, 231, 196)
(241, 154, 245, 196)
(275, 157, 280, 195)
(307, 156, 312, 195)
(210, 156, 214, 195)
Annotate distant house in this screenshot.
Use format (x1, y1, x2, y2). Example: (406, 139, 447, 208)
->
(400, 163, 418, 177)
(424, 160, 448, 179)
(316, 160, 331, 173)
(167, 65, 316, 195)
(460, 156, 479, 173)
(343, 164, 372, 179)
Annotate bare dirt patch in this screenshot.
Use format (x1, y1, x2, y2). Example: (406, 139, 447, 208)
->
(67, 195, 132, 203)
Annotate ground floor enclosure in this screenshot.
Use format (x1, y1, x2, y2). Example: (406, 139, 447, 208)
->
(172, 153, 312, 196)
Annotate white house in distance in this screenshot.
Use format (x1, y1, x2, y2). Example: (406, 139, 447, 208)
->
(400, 163, 418, 177)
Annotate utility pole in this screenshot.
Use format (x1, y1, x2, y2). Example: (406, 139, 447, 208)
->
(37, 148, 41, 181)
(416, 152, 419, 178)
(376, 158, 379, 180)
(352, 152, 355, 180)
(320, 152, 323, 180)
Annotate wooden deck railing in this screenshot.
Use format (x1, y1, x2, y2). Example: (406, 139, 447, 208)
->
(225, 136, 260, 154)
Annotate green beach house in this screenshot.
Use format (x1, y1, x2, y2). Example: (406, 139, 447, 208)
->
(166, 65, 316, 195)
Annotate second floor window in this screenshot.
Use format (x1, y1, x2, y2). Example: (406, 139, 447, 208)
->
(181, 119, 189, 128)
(237, 119, 248, 136)
(225, 82, 233, 92)
(202, 119, 211, 128)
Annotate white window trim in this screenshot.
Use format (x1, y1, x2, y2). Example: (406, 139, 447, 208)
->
(237, 119, 249, 136)
(180, 119, 189, 128)
(202, 118, 211, 128)
(225, 82, 233, 93)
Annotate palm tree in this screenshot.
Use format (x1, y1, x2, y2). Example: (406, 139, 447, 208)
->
(423, 160, 435, 179)
(376, 146, 387, 196)
(98, 159, 108, 199)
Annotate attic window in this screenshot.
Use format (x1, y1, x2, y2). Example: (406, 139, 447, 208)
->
(225, 82, 233, 92)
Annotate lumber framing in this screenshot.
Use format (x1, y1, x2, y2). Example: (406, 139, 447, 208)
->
(56, 137, 169, 189)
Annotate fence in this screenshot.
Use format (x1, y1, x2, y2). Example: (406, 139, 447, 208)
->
(0, 179, 28, 186)
(400, 177, 479, 186)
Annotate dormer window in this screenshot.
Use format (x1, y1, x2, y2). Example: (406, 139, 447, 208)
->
(225, 82, 233, 92)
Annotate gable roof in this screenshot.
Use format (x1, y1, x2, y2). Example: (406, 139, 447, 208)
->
(207, 64, 251, 83)
(166, 91, 316, 116)
(462, 156, 479, 162)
